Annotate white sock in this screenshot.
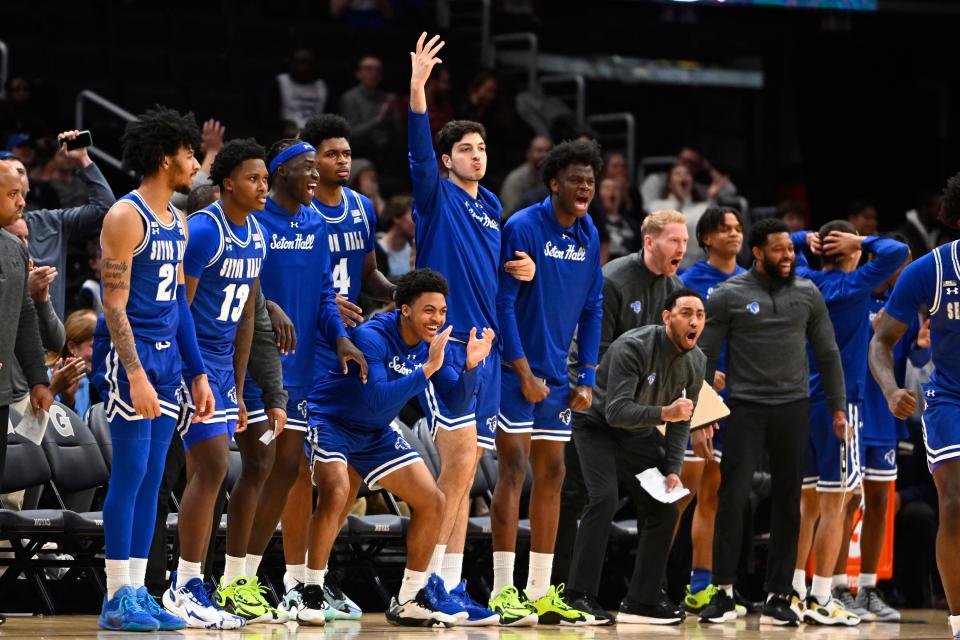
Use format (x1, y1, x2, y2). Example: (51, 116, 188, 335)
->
(176, 558, 202, 588)
(305, 566, 327, 587)
(427, 544, 446, 577)
(525, 552, 553, 601)
(492, 551, 516, 595)
(129, 557, 148, 589)
(441, 553, 464, 587)
(949, 614, 960, 636)
(223, 555, 246, 584)
(811, 575, 832, 604)
(721, 584, 733, 598)
(398, 568, 427, 604)
(286, 563, 306, 585)
(832, 574, 848, 590)
(245, 553, 263, 578)
(859, 572, 877, 589)
(105, 559, 130, 599)
(793, 569, 808, 600)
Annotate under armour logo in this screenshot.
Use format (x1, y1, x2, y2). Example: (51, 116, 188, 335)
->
(926, 389, 936, 397)
(948, 287, 958, 295)
(290, 221, 299, 228)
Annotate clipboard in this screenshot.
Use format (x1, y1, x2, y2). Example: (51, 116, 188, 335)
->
(656, 380, 730, 435)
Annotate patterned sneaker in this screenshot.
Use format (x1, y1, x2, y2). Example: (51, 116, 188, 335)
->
(163, 574, 242, 629)
(278, 580, 305, 619)
(489, 585, 539, 626)
(218, 576, 284, 624)
(99, 585, 159, 631)
(526, 584, 594, 626)
(802, 595, 860, 626)
(423, 574, 470, 623)
(853, 586, 901, 622)
(833, 586, 869, 618)
(386, 588, 459, 627)
(296, 584, 329, 626)
(683, 584, 717, 614)
(448, 580, 500, 626)
(323, 579, 363, 620)
(789, 590, 805, 619)
(136, 586, 185, 630)
(203, 581, 246, 629)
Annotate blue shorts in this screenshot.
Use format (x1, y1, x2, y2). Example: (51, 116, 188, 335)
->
(685, 419, 725, 463)
(177, 363, 239, 450)
(245, 385, 309, 432)
(92, 335, 182, 424)
(921, 386, 960, 472)
(306, 416, 422, 490)
(803, 401, 863, 492)
(498, 367, 572, 442)
(419, 342, 500, 450)
(862, 442, 898, 482)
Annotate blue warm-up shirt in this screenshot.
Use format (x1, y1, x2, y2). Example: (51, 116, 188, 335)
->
(497, 196, 603, 384)
(245, 196, 346, 399)
(308, 310, 479, 431)
(885, 240, 960, 399)
(794, 232, 909, 402)
(409, 108, 502, 341)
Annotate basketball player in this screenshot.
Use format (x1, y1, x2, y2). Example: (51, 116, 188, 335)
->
(870, 173, 960, 640)
(489, 140, 603, 626)
(407, 32, 535, 621)
(92, 106, 213, 632)
(296, 269, 494, 626)
(790, 223, 907, 625)
(275, 114, 395, 620)
(231, 139, 367, 614)
(675, 206, 746, 615)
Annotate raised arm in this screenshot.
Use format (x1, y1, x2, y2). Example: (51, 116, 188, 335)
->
(56, 131, 115, 234)
(836, 234, 910, 293)
(407, 33, 446, 216)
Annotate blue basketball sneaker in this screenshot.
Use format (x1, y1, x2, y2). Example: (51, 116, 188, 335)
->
(449, 580, 500, 626)
(98, 585, 160, 631)
(136, 586, 186, 630)
(423, 574, 469, 623)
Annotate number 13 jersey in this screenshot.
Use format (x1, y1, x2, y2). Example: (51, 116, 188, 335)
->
(183, 201, 266, 368)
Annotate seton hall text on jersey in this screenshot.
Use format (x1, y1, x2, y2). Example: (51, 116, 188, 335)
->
(149, 239, 185, 262)
(328, 230, 366, 253)
(270, 232, 315, 250)
(543, 240, 587, 262)
(219, 257, 262, 279)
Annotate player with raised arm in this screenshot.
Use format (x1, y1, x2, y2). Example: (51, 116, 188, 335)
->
(295, 269, 494, 626)
(407, 32, 535, 622)
(225, 138, 368, 617)
(92, 106, 213, 632)
(489, 140, 603, 626)
(869, 174, 960, 640)
(275, 114, 395, 620)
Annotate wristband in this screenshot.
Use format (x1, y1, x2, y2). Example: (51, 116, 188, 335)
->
(577, 366, 597, 387)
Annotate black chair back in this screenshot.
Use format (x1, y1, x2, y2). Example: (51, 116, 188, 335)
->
(41, 402, 109, 511)
(2, 431, 52, 494)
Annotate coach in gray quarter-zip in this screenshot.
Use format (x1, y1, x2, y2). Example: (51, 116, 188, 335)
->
(695, 217, 845, 627)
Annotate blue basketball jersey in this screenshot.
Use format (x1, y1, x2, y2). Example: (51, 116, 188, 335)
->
(886, 240, 960, 398)
(183, 201, 267, 368)
(100, 190, 185, 342)
(311, 187, 377, 304)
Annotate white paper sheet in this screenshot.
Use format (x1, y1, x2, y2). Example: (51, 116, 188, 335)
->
(15, 409, 50, 445)
(636, 467, 690, 504)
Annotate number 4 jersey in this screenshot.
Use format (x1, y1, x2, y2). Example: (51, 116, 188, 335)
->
(183, 201, 266, 369)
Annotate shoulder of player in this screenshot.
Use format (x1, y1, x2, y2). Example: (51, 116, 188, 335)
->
(102, 199, 148, 236)
(0, 228, 27, 262)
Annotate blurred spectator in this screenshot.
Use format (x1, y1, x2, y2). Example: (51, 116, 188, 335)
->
(375, 194, 415, 279)
(457, 71, 524, 153)
(599, 177, 641, 260)
(330, 0, 395, 27)
(76, 237, 102, 315)
(603, 150, 640, 216)
(170, 119, 224, 211)
(777, 200, 809, 233)
(847, 199, 879, 236)
(0, 149, 58, 211)
(648, 163, 708, 270)
(349, 158, 385, 217)
(7, 133, 35, 166)
(500, 135, 551, 218)
(898, 188, 945, 258)
(1, 130, 115, 318)
(29, 140, 90, 208)
(339, 56, 401, 164)
(640, 145, 736, 210)
(186, 183, 221, 215)
(0, 78, 49, 141)
(47, 309, 97, 417)
(276, 47, 328, 130)
(425, 67, 454, 136)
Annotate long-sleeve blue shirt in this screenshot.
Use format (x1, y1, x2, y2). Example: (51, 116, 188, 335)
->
(793, 232, 909, 402)
(245, 196, 346, 396)
(497, 196, 603, 383)
(308, 309, 479, 431)
(409, 109, 502, 341)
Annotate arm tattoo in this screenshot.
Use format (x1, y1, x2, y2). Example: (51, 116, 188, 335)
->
(105, 307, 142, 374)
(101, 258, 129, 291)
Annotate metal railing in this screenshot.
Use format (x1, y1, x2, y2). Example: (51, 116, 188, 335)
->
(587, 112, 636, 178)
(75, 90, 138, 175)
(539, 74, 585, 124)
(489, 32, 538, 92)
(0, 40, 8, 99)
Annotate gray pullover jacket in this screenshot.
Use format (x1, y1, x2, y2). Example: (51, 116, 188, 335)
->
(583, 324, 706, 476)
(247, 290, 288, 411)
(0, 230, 48, 406)
(698, 267, 845, 413)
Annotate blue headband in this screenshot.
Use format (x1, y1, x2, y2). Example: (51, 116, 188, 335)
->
(269, 142, 316, 175)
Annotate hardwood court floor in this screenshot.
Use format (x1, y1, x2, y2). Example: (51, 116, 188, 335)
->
(0, 611, 952, 639)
